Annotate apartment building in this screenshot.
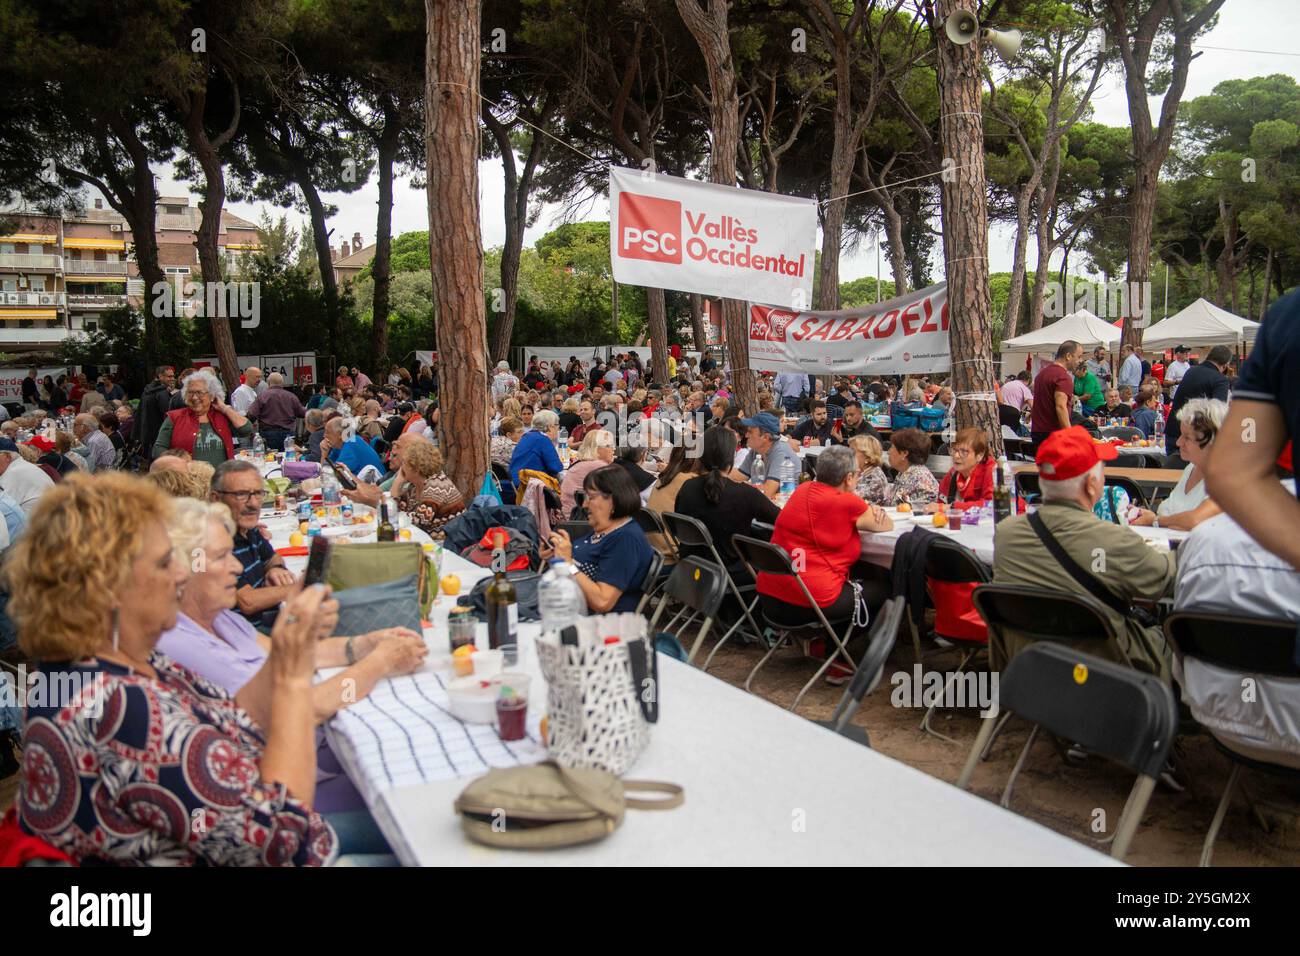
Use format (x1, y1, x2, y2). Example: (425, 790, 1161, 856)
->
(0, 195, 261, 356)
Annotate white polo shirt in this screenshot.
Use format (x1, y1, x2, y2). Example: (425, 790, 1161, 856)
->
(0, 456, 54, 516)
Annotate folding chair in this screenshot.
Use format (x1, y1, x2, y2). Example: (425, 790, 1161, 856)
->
(731, 533, 859, 714)
(1012, 471, 1040, 501)
(816, 597, 904, 748)
(634, 549, 666, 615)
(1104, 474, 1148, 509)
(968, 582, 1132, 765)
(662, 512, 764, 650)
(956, 642, 1177, 860)
(647, 557, 728, 666)
(557, 520, 592, 541)
(1164, 611, 1300, 866)
(916, 537, 992, 743)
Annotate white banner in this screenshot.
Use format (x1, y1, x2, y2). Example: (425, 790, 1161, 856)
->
(747, 283, 950, 375)
(194, 353, 318, 387)
(609, 166, 817, 307)
(0, 367, 68, 403)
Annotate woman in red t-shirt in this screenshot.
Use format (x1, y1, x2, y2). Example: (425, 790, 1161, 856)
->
(757, 444, 893, 647)
(930, 427, 996, 512)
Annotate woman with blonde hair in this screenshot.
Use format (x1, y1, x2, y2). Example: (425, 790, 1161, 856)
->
(392, 439, 466, 536)
(7, 473, 338, 865)
(147, 467, 205, 499)
(848, 433, 889, 504)
(560, 428, 615, 516)
(1128, 398, 1227, 532)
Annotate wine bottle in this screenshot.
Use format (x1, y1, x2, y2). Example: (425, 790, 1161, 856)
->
(992, 464, 1011, 524)
(376, 493, 396, 542)
(485, 531, 518, 654)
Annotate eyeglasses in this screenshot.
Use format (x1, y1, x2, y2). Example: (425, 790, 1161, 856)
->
(215, 488, 261, 503)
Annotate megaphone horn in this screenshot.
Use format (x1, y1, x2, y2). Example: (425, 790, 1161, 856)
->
(944, 10, 979, 46)
(983, 27, 1023, 62)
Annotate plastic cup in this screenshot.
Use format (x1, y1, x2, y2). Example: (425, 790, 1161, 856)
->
(948, 511, 963, 531)
(448, 610, 477, 655)
(495, 674, 531, 742)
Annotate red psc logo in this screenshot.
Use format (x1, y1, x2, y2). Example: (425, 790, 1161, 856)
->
(750, 306, 796, 342)
(618, 192, 681, 264)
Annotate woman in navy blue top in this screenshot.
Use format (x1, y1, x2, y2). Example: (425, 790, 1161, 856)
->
(509, 409, 564, 485)
(541, 464, 654, 613)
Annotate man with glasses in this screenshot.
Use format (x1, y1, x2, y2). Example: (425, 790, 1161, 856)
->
(210, 460, 297, 630)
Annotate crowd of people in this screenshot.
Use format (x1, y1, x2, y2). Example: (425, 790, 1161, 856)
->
(1, 287, 1298, 866)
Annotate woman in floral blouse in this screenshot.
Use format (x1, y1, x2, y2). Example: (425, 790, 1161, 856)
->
(490, 415, 524, 469)
(882, 427, 939, 507)
(393, 438, 466, 536)
(9, 472, 337, 866)
(848, 433, 889, 504)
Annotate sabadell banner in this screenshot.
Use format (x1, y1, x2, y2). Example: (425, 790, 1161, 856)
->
(747, 282, 951, 376)
(609, 165, 818, 307)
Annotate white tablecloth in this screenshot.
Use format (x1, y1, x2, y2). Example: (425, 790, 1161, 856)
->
(1114, 445, 1169, 461)
(307, 548, 1113, 866)
(858, 514, 1186, 568)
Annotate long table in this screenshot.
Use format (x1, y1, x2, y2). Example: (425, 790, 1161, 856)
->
(253, 508, 1115, 866)
(858, 512, 1186, 568)
(1013, 463, 1184, 488)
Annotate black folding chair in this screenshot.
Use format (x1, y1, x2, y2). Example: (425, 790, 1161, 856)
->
(1164, 611, 1300, 866)
(732, 533, 860, 714)
(816, 597, 904, 748)
(917, 537, 992, 742)
(1105, 474, 1149, 509)
(1012, 471, 1040, 501)
(634, 549, 666, 615)
(749, 520, 775, 542)
(968, 582, 1134, 765)
(662, 512, 764, 651)
(957, 642, 1178, 860)
(557, 520, 592, 541)
(647, 557, 728, 666)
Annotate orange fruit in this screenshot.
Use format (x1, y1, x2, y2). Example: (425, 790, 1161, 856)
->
(897, 502, 912, 513)
(933, 511, 948, 528)
(440, 574, 461, 596)
(289, 531, 305, 547)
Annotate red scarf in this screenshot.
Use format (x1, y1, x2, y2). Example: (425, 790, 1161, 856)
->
(166, 406, 234, 459)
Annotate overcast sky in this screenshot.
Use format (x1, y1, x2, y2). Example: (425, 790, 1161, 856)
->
(150, 0, 1300, 285)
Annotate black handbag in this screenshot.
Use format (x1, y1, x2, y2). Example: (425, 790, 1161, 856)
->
(460, 570, 543, 622)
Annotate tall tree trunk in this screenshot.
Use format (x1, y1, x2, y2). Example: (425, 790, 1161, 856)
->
(1003, 185, 1033, 339)
(935, 0, 1000, 455)
(817, 61, 854, 310)
(689, 293, 706, 351)
(296, 172, 342, 359)
(645, 287, 670, 384)
(676, 0, 756, 415)
(370, 101, 401, 372)
(880, 196, 909, 296)
(1028, 149, 1063, 331)
(484, 102, 548, 364)
(426, 0, 489, 501)
(188, 141, 239, 390)
(1261, 247, 1274, 320)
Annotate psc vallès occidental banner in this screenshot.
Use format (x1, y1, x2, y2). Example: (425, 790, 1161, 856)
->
(609, 166, 818, 306)
(747, 282, 951, 376)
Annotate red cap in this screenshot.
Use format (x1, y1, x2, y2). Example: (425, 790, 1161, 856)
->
(1035, 425, 1118, 480)
(25, 436, 54, 453)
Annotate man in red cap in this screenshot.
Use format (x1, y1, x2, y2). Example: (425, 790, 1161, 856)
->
(990, 426, 1175, 678)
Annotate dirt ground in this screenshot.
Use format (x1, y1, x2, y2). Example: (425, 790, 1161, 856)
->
(696, 624, 1300, 867)
(4, 629, 1296, 867)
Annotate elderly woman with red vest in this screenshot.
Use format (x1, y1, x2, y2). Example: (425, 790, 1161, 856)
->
(152, 369, 254, 467)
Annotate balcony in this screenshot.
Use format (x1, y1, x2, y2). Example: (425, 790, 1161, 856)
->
(68, 293, 127, 309)
(63, 259, 128, 275)
(0, 253, 62, 271)
(0, 326, 73, 346)
(0, 291, 66, 307)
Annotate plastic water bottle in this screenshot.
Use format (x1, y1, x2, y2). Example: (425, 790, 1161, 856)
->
(320, 465, 341, 509)
(750, 453, 765, 487)
(252, 432, 266, 459)
(1154, 407, 1165, 443)
(283, 435, 298, 460)
(539, 558, 586, 636)
(307, 512, 321, 537)
(779, 457, 798, 502)
(558, 427, 570, 467)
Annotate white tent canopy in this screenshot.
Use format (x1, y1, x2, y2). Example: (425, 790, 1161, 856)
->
(999, 309, 1121, 356)
(1140, 298, 1259, 351)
